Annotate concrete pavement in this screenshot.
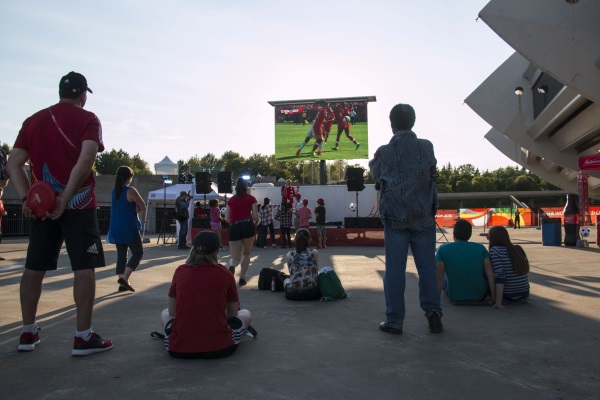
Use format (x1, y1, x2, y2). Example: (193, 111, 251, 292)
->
(0, 226, 598, 399)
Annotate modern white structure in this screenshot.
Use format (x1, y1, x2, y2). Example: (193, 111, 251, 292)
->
(466, 0, 600, 198)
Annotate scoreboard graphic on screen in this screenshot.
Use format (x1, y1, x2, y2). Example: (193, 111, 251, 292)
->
(268, 96, 376, 162)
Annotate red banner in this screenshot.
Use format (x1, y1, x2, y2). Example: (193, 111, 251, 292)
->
(279, 108, 303, 115)
(578, 154, 600, 170)
(435, 210, 458, 227)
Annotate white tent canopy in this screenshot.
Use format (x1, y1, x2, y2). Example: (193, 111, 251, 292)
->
(145, 183, 230, 246)
(147, 183, 226, 203)
(154, 155, 178, 175)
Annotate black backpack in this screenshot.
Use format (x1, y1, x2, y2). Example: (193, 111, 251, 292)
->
(258, 268, 288, 291)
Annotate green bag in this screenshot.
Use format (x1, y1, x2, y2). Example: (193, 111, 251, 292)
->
(317, 269, 348, 301)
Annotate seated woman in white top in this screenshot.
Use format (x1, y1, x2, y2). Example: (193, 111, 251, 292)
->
(284, 228, 320, 301)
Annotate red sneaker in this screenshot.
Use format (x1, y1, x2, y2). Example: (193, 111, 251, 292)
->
(18, 329, 41, 351)
(72, 332, 113, 356)
(295, 149, 301, 156)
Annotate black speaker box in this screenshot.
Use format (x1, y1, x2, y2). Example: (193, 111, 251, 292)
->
(345, 217, 372, 228)
(368, 217, 384, 228)
(347, 180, 365, 191)
(195, 172, 212, 194)
(347, 167, 365, 191)
(192, 218, 210, 228)
(217, 171, 233, 193)
(344, 217, 357, 228)
(347, 167, 364, 180)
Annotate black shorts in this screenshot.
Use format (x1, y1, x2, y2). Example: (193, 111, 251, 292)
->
(25, 209, 106, 271)
(228, 220, 255, 241)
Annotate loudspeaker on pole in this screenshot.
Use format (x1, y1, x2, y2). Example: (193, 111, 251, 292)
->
(347, 167, 365, 192)
(195, 172, 212, 194)
(217, 171, 233, 194)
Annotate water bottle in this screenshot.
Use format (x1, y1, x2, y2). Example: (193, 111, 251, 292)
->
(563, 194, 580, 246)
(271, 276, 276, 292)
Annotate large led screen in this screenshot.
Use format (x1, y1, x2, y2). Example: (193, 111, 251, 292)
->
(269, 96, 375, 161)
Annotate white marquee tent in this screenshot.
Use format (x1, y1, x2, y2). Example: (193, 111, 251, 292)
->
(145, 182, 229, 245)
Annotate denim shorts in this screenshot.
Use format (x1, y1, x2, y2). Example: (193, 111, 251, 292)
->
(228, 220, 255, 241)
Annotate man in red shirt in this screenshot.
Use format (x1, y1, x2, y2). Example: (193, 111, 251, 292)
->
(332, 102, 360, 151)
(7, 71, 112, 356)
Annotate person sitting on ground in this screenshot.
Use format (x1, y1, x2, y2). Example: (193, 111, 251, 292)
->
(160, 231, 252, 359)
(283, 228, 320, 301)
(488, 226, 530, 309)
(436, 219, 495, 304)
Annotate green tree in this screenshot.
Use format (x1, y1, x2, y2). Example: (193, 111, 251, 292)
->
(131, 154, 152, 175)
(511, 174, 537, 191)
(95, 149, 151, 175)
(219, 151, 245, 177)
(471, 175, 497, 192)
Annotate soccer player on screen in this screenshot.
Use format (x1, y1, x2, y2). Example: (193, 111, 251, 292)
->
(332, 102, 360, 151)
(295, 101, 327, 157)
(322, 103, 335, 145)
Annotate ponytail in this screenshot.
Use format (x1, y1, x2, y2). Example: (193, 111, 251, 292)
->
(114, 166, 134, 200)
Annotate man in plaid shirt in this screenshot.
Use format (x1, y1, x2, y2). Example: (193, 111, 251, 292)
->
(258, 198, 278, 248)
(275, 202, 294, 248)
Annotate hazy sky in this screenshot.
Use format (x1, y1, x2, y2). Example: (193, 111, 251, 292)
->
(0, 0, 517, 173)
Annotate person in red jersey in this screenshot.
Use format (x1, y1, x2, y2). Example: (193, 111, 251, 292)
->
(295, 101, 327, 157)
(225, 178, 259, 286)
(280, 179, 297, 206)
(332, 102, 360, 151)
(322, 104, 335, 145)
(7, 71, 112, 356)
(161, 231, 253, 359)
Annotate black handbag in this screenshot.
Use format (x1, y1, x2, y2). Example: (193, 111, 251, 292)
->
(258, 268, 288, 291)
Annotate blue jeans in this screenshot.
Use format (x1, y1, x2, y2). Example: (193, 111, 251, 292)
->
(383, 220, 442, 328)
(178, 219, 188, 248)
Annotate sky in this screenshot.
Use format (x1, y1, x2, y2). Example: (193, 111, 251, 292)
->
(0, 0, 518, 173)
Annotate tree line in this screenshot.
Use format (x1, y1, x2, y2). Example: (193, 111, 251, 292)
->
(0, 142, 559, 192)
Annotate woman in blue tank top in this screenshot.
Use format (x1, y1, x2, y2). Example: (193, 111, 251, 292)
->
(107, 166, 146, 292)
